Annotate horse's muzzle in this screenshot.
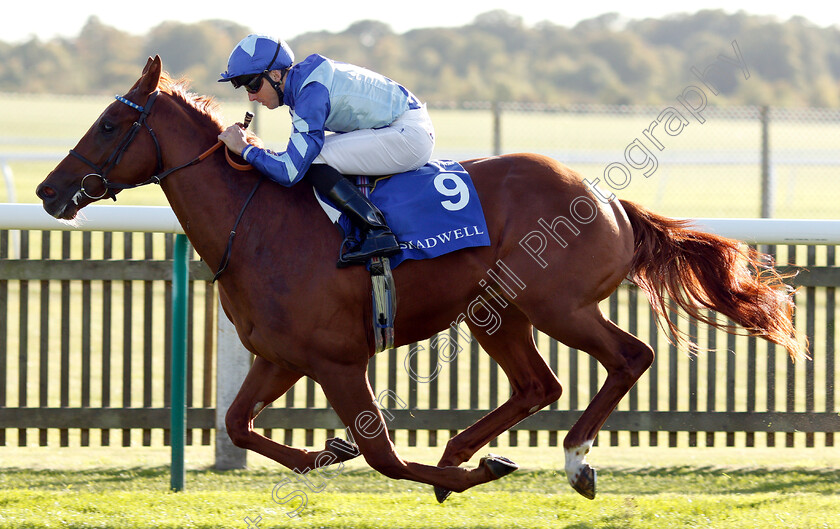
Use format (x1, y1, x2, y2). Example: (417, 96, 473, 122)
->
(36, 180, 80, 220)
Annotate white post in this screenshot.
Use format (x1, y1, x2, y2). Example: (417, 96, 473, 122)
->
(1, 160, 19, 258)
(215, 301, 250, 470)
(2, 159, 16, 203)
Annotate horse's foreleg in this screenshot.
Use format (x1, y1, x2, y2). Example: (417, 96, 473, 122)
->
(317, 365, 512, 494)
(536, 305, 654, 499)
(225, 356, 360, 472)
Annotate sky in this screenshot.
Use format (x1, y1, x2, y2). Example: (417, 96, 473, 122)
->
(3, 0, 838, 44)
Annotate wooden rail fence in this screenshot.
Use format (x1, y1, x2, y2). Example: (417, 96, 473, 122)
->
(0, 228, 838, 452)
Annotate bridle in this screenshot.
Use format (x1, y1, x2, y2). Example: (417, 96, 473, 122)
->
(69, 89, 262, 282)
(69, 90, 252, 200)
(70, 90, 167, 201)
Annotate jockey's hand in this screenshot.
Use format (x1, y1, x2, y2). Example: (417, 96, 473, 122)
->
(218, 124, 250, 156)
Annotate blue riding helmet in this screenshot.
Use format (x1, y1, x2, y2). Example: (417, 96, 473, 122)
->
(218, 35, 295, 82)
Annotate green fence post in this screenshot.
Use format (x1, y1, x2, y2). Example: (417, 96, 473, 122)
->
(170, 233, 188, 491)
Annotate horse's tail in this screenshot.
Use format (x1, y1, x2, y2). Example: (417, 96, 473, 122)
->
(619, 199, 805, 361)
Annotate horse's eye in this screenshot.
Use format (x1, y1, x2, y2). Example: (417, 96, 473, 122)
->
(100, 120, 115, 135)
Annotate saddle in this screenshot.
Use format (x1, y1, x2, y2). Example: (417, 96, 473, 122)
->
(318, 161, 491, 353)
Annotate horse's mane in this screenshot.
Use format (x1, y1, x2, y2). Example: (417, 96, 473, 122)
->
(154, 71, 261, 145)
(155, 71, 223, 128)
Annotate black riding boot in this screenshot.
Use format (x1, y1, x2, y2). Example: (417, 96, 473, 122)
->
(326, 178, 400, 266)
(305, 164, 400, 267)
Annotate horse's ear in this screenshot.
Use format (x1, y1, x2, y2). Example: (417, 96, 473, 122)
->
(137, 55, 162, 94)
(141, 56, 155, 75)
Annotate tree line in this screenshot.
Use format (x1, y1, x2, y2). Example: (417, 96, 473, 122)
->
(2, 9, 839, 107)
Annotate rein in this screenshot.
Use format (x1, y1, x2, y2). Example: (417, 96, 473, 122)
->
(70, 90, 263, 282)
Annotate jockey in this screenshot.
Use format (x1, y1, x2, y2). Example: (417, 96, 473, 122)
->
(217, 34, 435, 266)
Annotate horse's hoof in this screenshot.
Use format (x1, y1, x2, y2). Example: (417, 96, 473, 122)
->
(434, 486, 453, 503)
(480, 453, 519, 479)
(325, 437, 361, 462)
(570, 463, 596, 500)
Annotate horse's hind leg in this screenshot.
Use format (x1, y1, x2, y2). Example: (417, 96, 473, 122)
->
(432, 308, 562, 501)
(316, 364, 509, 493)
(225, 356, 361, 472)
(437, 309, 562, 467)
(533, 303, 654, 499)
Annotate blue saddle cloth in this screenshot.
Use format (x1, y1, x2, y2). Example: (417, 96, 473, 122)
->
(324, 160, 491, 268)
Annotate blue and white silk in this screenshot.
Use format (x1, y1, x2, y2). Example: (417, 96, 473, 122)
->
(241, 54, 422, 186)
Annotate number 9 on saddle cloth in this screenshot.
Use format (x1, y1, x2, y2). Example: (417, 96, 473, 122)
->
(314, 160, 491, 269)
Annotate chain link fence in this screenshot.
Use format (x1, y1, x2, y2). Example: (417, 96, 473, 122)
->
(2, 94, 838, 220)
(427, 102, 840, 220)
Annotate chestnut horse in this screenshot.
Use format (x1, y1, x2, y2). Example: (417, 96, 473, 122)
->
(37, 57, 801, 501)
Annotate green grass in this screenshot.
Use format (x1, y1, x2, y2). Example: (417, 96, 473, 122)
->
(2, 488, 837, 528)
(1, 446, 838, 528)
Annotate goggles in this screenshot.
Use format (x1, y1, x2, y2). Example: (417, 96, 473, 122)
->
(231, 73, 265, 94)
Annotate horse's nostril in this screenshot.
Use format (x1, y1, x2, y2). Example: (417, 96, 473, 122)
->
(36, 184, 57, 200)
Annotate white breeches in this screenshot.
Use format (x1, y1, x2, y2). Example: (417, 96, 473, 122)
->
(313, 106, 435, 175)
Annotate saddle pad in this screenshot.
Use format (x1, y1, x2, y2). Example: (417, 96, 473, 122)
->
(319, 160, 491, 268)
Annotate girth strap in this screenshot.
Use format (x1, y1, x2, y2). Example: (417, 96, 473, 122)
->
(357, 175, 396, 352)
